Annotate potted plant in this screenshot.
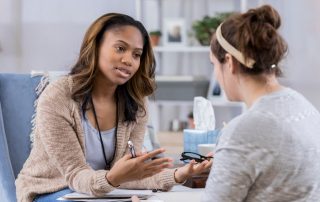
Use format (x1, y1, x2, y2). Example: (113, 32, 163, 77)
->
(192, 12, 233, 46)
(149, 30, 162, 47)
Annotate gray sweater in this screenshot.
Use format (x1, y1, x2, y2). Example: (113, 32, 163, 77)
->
(202, 88, 320, 202)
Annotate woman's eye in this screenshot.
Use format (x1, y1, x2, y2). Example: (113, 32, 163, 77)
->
(134, 53, 142, 59)
(116, 46, 125, 52)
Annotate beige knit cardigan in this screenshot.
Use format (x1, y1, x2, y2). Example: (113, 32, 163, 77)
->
(15, 76, 176, 202)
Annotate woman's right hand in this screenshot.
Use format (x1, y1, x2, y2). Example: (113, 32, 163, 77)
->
(106, 148, 173, 187)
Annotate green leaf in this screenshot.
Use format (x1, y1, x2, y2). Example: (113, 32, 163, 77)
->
(191, 12, 234, 45)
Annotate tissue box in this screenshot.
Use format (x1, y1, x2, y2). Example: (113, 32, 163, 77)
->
(183, 129, 220, 153)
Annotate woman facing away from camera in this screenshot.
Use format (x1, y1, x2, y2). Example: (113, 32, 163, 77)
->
(202, 5, 320, 202)
(15, 13, 211, 202)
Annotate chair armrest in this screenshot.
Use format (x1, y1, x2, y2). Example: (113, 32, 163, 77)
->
(0, 102, 17, 202)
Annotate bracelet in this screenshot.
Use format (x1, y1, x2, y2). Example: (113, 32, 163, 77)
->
(174, 168, 187, 184)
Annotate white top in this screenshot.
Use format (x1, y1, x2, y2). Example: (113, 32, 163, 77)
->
(82, 113, 116, 170)
(202, 88, 320, 201)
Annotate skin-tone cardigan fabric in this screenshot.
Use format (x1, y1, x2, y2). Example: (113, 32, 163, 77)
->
(15, 76, 176, 202)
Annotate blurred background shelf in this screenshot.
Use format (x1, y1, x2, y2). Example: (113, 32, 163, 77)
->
(138, 0, 246, 133)
(153, 46, 210, 52)
(155, 75, 209, 101)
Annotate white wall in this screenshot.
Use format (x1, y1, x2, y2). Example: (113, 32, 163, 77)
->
(278, 1, 320, 109)
(260, 0, 320, 109)
(0, 0, 135, 73)
(0, 0, 21, 71)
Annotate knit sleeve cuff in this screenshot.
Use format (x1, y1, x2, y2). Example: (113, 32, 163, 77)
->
(93, 170, 116, 194)
(158, 169, 179, 191)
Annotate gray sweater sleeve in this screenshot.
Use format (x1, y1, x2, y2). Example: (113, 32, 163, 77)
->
(202, 111, 282, 202)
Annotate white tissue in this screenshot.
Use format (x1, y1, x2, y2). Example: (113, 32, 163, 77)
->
(193, 96, 215, 130)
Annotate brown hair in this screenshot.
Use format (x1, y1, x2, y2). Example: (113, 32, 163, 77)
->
(69, 13, 156, 122)
(211, 5, 287, 76)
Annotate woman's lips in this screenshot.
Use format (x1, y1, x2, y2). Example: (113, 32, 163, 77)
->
(115, 67, 131, 77)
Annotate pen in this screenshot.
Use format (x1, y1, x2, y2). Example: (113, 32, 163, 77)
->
(128, 140, 136, 158)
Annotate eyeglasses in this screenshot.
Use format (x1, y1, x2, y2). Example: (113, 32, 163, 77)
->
(180, 152, 213, 163)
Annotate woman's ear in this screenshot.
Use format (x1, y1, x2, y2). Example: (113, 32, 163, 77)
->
(224, 53, 238, 74)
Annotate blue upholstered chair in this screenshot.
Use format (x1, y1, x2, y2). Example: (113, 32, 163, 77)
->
(0, 73, 159, 201)
(0, 73, 42, 202)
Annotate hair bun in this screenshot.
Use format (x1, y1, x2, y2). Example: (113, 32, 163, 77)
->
(251, 5, 281, 29)
(211, 5, 287, 77)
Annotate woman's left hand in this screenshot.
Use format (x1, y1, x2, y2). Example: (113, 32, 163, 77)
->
(174, 159, 212, 183)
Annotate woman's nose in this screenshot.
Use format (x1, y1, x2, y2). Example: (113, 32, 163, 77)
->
(121, 54, 132, 66)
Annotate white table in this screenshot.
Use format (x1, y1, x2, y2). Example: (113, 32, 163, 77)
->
(144, 185, 204, 202)
(58, 185, 204, 202)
